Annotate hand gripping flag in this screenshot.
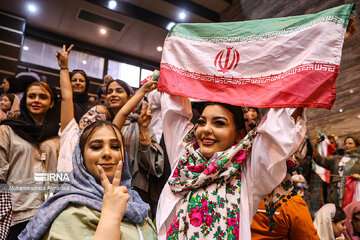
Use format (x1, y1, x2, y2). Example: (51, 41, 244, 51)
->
(314, 130, 336, 183)
(158, 4, 355, 109)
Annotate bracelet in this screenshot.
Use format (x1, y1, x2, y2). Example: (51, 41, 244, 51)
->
(139, 129, 149, 133)
(60, 67, 69, 70)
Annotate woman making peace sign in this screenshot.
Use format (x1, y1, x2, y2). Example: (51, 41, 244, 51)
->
(19, 121, 157, 240)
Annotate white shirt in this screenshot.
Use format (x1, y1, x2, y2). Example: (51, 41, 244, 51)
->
(147, 91, 306, 240)
(57, 118, 80, 173)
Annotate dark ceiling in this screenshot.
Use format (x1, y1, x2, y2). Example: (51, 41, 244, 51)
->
(0, 0, 231, 63)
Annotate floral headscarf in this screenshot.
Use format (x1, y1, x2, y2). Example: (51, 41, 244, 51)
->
(166, 128, 256, 239)
(166, 125, 302, 239)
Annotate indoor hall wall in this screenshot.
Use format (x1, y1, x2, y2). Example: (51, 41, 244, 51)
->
(15, 26, 159, 96)
(0, 11, 25, 80)
(16, 61, 102, 97)
(220, 0, 360, 140)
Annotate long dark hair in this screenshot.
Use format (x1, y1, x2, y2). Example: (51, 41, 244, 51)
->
(333, 205, 346, 223)
(200, 102, 246, 131)
(106, 79, 134, 98)
(1, 93, 15, 109)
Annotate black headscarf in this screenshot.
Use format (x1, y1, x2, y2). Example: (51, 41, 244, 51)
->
(70, 70, 91, 122)
(0, 81, 60, 144)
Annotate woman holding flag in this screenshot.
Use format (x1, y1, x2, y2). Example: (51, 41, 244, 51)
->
(149, 75, 306, 240)
(149, 3, 356, 239)
(313, 136, 360, 207)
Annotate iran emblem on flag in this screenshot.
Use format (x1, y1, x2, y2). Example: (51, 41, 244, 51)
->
(214, 47, 240, 73)
(158, 4, 355, 109)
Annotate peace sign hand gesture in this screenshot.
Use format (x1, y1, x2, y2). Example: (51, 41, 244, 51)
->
(138, 102, 153, 130)
(56, 44, 74, 69)
(98, 161, 130, 222)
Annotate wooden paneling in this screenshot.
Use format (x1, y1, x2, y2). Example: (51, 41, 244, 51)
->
(0, 11, 25, 77)
(17, 62, 101, 97)
(220, 0, 360, 140)
(0, 42, 20, 59)
(0, 28, 23, 46)
(0, 12, 25, 32)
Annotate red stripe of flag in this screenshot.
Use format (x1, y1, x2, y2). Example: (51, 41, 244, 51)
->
(158, 64, 339, 109)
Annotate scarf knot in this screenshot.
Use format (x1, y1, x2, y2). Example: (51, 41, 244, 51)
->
(166, 129, 256, 239)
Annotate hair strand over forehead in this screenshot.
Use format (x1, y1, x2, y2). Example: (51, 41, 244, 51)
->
(201, 102, 246, 131)
(79, 120, 124, 155)
(26, 81, 55, 101)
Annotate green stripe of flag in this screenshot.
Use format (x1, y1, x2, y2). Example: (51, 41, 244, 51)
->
(168, 4, 354, 43)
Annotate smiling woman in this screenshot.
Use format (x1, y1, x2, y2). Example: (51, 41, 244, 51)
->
(147, 88, 306, 240)
(195, 103, 246, 159)
(0, 81, 60, 238)
(26, 84, 54, 124)
(69, 69, 92, 123)
(80, 123, 124, 183)
(313, 136, 360, 206)
(105, 79, 164, 219)
(0, 93, 20, 121)
(19, 121, 157, 240)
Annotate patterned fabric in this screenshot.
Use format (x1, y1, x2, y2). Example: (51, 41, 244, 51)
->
(166, 127, 303, 239)
(166, 128, 256, 239)
(0, 180, 11, 240)
(338, 152, 360, 207)
(263, 156, 302, 231)
(18, 136, 149, 240)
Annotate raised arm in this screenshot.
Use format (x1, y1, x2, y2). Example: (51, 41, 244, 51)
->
(312, 136, 334, 170)
(56, 44, 74, 131)
(344, 15, 356, 41)
(112, 76, 157, 130)
(147, 90, 193, 171)
(239, 108, 307, 238)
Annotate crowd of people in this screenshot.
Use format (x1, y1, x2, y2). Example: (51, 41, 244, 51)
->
(0, 17, 358, 240)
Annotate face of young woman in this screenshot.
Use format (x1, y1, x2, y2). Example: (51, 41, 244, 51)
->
(26, 85, 54, 119)
(332, 219, 346, 237)
(79, 105, 110, 130)
(84, 125, 124, 183)
(248, 108, 258, 121)
(0, 96, 12, 112)
(345, 138, 357, 153)
(71, 73, 86, 94)
(1, 79, 10, 93)
(195, 104, 241, 159)
(106, 81, 129, 110)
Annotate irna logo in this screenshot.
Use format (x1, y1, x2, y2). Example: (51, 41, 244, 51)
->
(34, 172, 71, 182)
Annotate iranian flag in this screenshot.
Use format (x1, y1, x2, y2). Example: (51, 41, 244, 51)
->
(158, 4, 355, 109)
(315, 130, 336, 183)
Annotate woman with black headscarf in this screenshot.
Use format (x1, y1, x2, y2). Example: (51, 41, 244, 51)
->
(0, 81, 60, 239)
(70, 69, 91, 122)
